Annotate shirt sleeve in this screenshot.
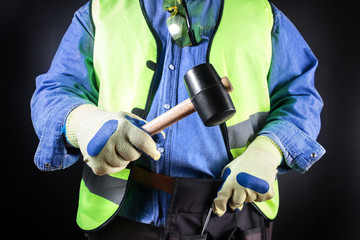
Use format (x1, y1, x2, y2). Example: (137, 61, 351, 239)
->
(30, 2, 97, 171)
(258, 4, 326, 174)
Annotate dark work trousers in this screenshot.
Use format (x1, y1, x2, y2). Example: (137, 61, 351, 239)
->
(87, 174, 273, 240)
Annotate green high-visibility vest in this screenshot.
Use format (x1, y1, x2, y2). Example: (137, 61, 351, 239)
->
(77, 0, 278, 231)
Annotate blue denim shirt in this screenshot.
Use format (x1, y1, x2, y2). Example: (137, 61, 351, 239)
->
(30, 1, 325, 227)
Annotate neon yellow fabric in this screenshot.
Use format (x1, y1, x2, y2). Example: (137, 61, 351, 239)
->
(210, 0, 273, 131)
(230, 147, 247, 159)
(109, 168, 131, 180)
(254, 180, 280, 220)
(77, 180, 119, 231)
(209, 0, 276, 219)
(92, 0, 157, 112)
(77, 0, 157, 230)
(77, 0, 278, 231)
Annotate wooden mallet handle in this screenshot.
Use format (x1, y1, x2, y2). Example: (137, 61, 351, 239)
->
(142, 77, 233, 136)
(142, 98, 195, 136)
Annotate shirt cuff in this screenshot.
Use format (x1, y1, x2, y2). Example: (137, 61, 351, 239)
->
(34, 100, 87, 171)
(258, 120, 326, 174)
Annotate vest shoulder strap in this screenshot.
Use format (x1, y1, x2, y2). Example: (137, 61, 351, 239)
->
(92, 0, 158, 112)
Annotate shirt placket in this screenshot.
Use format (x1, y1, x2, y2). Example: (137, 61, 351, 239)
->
(157, 37, 181, 176)
(153, 35, 182, 226)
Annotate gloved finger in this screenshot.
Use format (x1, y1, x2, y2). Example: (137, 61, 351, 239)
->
(124, 114, 147, 127)
(85, 157, 123, 176)
(113, 138, 142, 162)
(99, 152, 129, 175)
(126, 123, 161, 160)
(244, 190, 257, 203)
(213, 183, 233, 216)
(101, 165, 127, 175)
(231, 204, 244, 213)
(85, 119, 119, 158)
(213, 167, 233, 216)
(229, 188, 246, 211)
(213, 192, 231, 217)
(255, 187, 274, 202)
(125, 115, 165, 144)
(152, 131, 165, 145)
(236, 172, 270, 195)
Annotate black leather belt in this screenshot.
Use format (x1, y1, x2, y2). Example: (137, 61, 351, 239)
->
(132, 165, 175, 194)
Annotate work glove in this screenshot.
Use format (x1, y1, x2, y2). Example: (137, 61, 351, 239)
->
(65, 104, 164, 175)
(213, 136, 282, 216)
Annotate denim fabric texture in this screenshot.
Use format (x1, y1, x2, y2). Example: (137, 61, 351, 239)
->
(30, 0, 325, 227)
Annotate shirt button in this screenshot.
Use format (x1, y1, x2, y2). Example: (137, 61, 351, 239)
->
(158, 147, 165, 154)
(311, 153, 317, 158)
(44, 163, 51, 168)
(168, 64, 175, 70)
(163, 103, 171, 110)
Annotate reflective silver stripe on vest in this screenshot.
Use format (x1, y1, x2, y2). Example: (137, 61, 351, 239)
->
(228, 112, 269, 149)
(82, 164, 127, 205)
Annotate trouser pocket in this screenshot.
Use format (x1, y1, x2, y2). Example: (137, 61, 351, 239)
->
(166, 177, 273, 240)
(166, 178, 223, 237)
(227, 227, 262, 240)
(168, 232, 208, 240)
(206, 203, 273, 240)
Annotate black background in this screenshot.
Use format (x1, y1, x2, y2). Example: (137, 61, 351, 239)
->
(2, 0, 360, 239)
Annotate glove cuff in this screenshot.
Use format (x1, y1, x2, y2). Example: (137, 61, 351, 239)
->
(250, 136, 283, 166)
(65, 104, 98, 148)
